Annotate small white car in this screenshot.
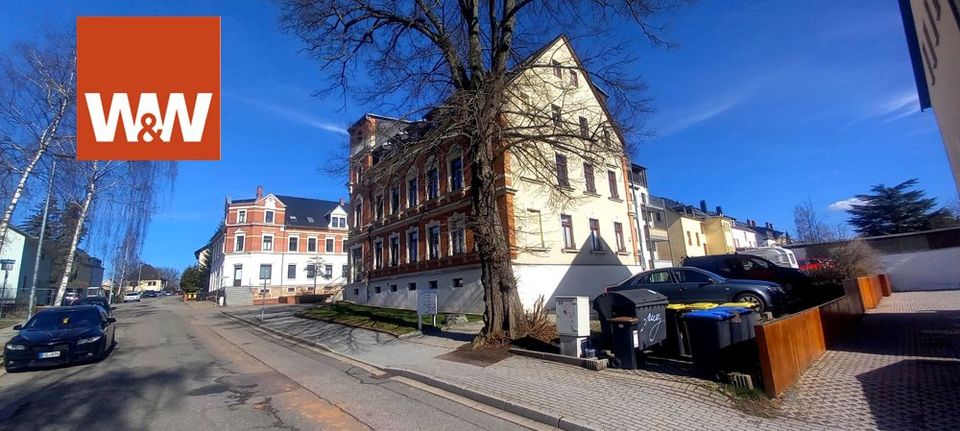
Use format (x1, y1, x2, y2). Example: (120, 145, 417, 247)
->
(123, 291, 142, 302)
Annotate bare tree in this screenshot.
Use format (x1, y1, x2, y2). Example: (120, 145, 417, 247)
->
(280, 0, 680, 343)
(0, 36, 76, 251)
(793, 198, 833, 244)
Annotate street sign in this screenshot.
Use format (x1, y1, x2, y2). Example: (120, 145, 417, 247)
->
(417, 291, 438, 316)
(0, 259, 14, 271)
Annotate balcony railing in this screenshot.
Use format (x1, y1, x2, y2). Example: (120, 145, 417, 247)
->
(645, 197, 665, 210)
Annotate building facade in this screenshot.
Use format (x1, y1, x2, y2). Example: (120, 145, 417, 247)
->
(206, 186, 350, 305)
(344, 36, 643, 313)
(899, 0, 960, 196)
(629, 165, 672, 268)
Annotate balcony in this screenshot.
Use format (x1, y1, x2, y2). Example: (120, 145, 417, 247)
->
(644, 197, 665, 210)
(647, 225, 669, 241)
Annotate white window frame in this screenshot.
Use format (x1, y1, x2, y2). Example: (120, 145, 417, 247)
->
(307, 236, 318, 252)
(449, 216, 466, 256)
(288, 235, 299, 252)
(325, 237, 335, 253)
(426, 221, 441, 260)
(407, 227, 419, 264)
(373, 239, 384, 269)
(235, 234, 246, 252)
(388, 233, 400, 267)
(265, 210, 275, 224)
(237, 209, 247, 223)
(262, 234, 274, 251)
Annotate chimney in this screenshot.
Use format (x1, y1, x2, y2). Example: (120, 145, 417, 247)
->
(715, 206, 723, 215)
(256, 185, 263, 199)
(699, 200, 707, 212)
(768, 222, 774, 230)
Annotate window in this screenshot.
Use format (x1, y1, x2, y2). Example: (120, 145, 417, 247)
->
(674, 269, 712, 283)
(353, 288, 359, 296)
(450, 158, 463, 191)
(354, 206, 362, 227)
(555, 154, 569, 187)
(428, 225, 441, 259)
(390, 284, 398, 292)
(408, 177, 418, 207)
(579, 116, 589, 138)
(375, 195, 384, 220)
(602, 128, 611, 146)
(614, 222, 625, 252)
(287, 264, 296, 279)
(235, 235, 245, 252)
(451, 222, 466, 255)
(389, 236, 400, 267)
(695, 232, 700, 246)
(742, 257, 770, 271)
(342, 239, 348, 252)
(687, 231, 692, 245)
(429, 280, 438, 290)
(374, 241, 383, 269)
(342, 265, 348, 277)
(583, 163, 596, 193)
(288, 237, 298, 252)
(307, 237, 317, 252)
(408, 282, 417, 291)
(325, 238, 334, 253)
(265, 210, 274, 224)
(527, 209, 544, 247)
(233, 264, 242, 281)
(324, 264, 333, 279)
(655, 212, 662, 222)
(452, 278, 463, 288)
(570, 70, 579, 87)
(607, 170, 619, 198)
(408, 230, 419, 263)
(427, 167, 439, 199)
(351, 248, 363, 280)
(589, 218, 602, 251)
(307, 216, 315, 223)
(561, 215, 575, 249)
(390, 185, 400, 213)
(306, 264, 316, 279)
(374, 286, 382, 294)
(237, 210, 246, 223)
(259, 264, 272, 281)
(552, 104, 562, 127)
(644, 271, 672, 284)
(552, 60, 562, 78)
(289, 215, 297, 222)
(262, 235, 273, 251)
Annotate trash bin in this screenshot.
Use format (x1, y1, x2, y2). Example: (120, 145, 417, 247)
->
(681, 309, 736, 376)
(714, 306, 757, 343)
(608, 317, 640, 369)
(593, 289, 669, 350)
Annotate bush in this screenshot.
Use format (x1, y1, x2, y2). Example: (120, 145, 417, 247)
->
(826, 239, 881, 279)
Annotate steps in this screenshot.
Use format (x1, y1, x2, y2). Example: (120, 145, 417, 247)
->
(224, 286, 253, 306)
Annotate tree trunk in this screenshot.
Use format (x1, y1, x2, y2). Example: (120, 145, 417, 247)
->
(471, 117, 525, 344)
(52, 165, 97, 306)
(0, 146, 48, 251)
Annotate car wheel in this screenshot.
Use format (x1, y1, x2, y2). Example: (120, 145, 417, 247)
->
(734, 292, 767, 314)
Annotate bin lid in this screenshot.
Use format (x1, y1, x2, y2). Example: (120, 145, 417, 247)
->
(667, 302, 718, 311)
(609, 316, 639, 323)
(713, 306, 754, 315)
(602, 289, 668, 306)
(718, 302, 759, 309)
(682, 309, 738, 320)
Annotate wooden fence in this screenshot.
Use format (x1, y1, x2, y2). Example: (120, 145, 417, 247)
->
(755, 273, 888, 397)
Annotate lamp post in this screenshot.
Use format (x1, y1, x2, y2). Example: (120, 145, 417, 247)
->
(0, 259, 15, 319)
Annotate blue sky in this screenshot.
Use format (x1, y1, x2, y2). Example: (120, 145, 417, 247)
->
(1, 1, 956, 272)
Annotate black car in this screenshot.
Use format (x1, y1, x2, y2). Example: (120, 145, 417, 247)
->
(142, 290, 159, 298)
(3, 305, 117, 372)
(72, 296, 113, 316)
(682, 254, 812, 300)
(606, 267, 786, 313)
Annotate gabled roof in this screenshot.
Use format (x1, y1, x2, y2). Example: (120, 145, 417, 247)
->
(274, 195, 345, 228)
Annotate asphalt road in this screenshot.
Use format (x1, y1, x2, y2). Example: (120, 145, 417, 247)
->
(0, 298, 528, 431)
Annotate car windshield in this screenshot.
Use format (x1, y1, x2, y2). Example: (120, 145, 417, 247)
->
(25, 309, 101, 329)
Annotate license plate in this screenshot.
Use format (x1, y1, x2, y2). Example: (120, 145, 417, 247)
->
(38, 351, 61, 359)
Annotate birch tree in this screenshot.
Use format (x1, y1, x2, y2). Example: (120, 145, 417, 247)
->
(280, 0, 680, 343)
(0, 37, 76, 251)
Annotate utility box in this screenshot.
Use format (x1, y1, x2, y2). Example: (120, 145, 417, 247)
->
(556, 296, 591, 357)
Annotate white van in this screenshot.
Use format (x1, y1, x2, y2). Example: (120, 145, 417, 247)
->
(740, 246, 799, 269)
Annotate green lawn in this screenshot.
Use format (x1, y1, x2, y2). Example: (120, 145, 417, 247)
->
(296, 302, 481, 336)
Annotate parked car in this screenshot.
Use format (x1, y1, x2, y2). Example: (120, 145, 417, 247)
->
(142, 290, 159, 298)
(3, 305, 117, 372)
(682, 254, 812, 300)
(798, 258, 835, 272)
(605, 267, 787, 313)
(72, 296, 112, 316)
(739, 246, 799, 269)
(62, 291, 81, 306)
(122, 291, 141, 302)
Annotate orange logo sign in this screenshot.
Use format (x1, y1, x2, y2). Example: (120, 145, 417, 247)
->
(77, 17, 221, 160)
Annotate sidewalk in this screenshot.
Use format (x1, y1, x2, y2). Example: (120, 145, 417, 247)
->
(777, 291, 960, 430)
(224, 306, 818, 431)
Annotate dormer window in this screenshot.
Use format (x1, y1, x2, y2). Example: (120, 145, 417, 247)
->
(289, 215, 297, 222)
(306, 216, 315, 223)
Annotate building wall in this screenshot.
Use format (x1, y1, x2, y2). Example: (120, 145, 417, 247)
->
(1, 227, 53, 303)
(666, 210, 707, 264)
(904, 0, 960, 195)
(731, 227, 759, 249)
(703, 217, 735, 255)
(343, 264, 484, 313)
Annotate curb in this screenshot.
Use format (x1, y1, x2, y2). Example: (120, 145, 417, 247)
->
(221, 311, 597, 431)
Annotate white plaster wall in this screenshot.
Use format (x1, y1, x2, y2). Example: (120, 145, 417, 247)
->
(513, 263, 643, 309)
(343, 265, 484, 314)
(881, 247, 960, 292)
(0, 229, 27, 301)
(221, 251, 349, 288)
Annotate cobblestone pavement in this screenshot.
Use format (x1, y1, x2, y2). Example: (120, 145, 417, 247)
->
(778, 291, 960, 431)
(228, 306, 822, 430)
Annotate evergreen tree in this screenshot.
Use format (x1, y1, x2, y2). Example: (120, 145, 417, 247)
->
(180, 265, 203, 293)
(847, 178, 957, 236)
(20, 196, 61, 242)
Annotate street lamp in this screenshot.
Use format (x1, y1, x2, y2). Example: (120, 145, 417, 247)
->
(0, 258, 15, 319)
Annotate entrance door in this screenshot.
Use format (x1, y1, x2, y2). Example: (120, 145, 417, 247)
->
(233, 265, 242, 287)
